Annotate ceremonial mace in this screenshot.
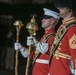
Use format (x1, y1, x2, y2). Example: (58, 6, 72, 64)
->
(25, 16, 39, 75)
(13, 20, 23, 75)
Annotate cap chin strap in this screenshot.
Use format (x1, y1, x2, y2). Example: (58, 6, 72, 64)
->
(60, 8, 71, 18)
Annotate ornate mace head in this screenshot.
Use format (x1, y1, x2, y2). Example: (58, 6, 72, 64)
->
(13, 20, 23, 42)
(26, 16, 39, 36)
(13, 20, 23, 31)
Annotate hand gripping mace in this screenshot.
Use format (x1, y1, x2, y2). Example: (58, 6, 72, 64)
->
(25, 16, 39, 75)
(13, 20, 23, 75)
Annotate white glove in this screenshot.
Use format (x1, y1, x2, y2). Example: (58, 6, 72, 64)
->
(69, 60, 75, 75)
(36, 42, 48, 54)
(32, 37, 38, 46)
(27, 36, 34, 46)
(14, 43, 29, 58)
(14, 43, 22, 50)
(20, 48, 29, 58)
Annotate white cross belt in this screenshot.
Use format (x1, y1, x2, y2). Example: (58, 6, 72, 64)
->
(35, 59, 49, 64)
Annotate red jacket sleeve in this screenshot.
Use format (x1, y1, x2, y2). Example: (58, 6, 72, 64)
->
(67, 26, 76, 69)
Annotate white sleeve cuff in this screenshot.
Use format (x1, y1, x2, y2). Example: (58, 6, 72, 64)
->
(36, 42, 48, 54)
(20, 48, 29, 58)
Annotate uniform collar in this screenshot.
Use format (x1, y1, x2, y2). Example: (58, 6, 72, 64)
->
(58, 17, 76, 32)
(44, 28, 55, 34)
(62, 17, 76, 24)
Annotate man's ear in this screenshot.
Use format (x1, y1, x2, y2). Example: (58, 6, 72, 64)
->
(50, 18, 55, 24)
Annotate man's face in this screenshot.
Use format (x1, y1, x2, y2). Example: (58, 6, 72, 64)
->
(41, 18, 52, 29)
(58, 7, 70, 18)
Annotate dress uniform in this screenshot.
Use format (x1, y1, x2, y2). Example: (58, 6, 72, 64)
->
(49, 0, 76, 75)
(32, 28, 55, 75)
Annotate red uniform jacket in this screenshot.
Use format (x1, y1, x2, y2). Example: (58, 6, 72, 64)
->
(30, 29, 55, 75)
(49, 17, 76, 75)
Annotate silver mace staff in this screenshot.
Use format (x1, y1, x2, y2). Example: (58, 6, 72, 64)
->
(25, 16, 39, 75)
(13, 20, 23, 75)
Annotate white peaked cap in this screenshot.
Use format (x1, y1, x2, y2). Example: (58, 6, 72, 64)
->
(43, 8, 60, 19)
